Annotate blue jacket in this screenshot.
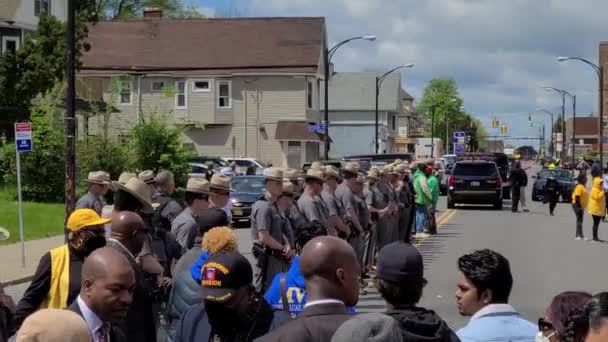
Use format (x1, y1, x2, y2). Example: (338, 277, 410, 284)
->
(457, 304, 537, 342)
(264, 256, 355, 317)
(165, 251, 209, 341)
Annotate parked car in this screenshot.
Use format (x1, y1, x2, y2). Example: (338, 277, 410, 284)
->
(230, 175, 266, 225)
(439, 155, 457, 195)
(447, 160, 503, 210)
(189, 156, 228, 169)
(188, 162, 211, 179)
(531, 169, 575, 202)
(222, 157, 268, 175)
(343, 153, 414, 168)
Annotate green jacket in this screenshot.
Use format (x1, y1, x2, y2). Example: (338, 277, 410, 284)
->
(413, 170, 432, 206)
(428, 174, 440, 203)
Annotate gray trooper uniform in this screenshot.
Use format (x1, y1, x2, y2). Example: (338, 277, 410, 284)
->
(366, 182, 397, 252)
(335, 183, 364, 263)
(297, 191, 331, 231)
(251, 195, 291, 293)
(170, 207, 198, 252)
(75, 191, 105, 215)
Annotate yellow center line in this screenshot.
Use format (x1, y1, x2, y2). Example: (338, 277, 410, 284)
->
(412, 208, 457, 245)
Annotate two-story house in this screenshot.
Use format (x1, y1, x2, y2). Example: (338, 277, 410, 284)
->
(321, 72, 420, 156)
(0, 0, 66, 54)
(78, 13, 328, 168)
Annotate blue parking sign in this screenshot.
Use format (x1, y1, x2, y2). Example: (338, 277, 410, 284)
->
(15, 122, 33, 152)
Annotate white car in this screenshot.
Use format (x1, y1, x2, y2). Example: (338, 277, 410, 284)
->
(222, 157, 268, 175)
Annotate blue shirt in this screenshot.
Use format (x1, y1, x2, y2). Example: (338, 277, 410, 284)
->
(457, 304, 537, 342)
(264, 256, 355, 317)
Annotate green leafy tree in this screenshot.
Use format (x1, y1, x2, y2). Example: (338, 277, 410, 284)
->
(96, 0, 203, 19)
(417, 78, 469, 144)
(1, 86, 66, 202)
(129, 114, 193, 185)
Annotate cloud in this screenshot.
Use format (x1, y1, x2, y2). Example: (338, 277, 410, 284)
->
(210, 0, 607, 147)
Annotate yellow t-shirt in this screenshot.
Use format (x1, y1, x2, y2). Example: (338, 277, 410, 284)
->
(572, 184, 588, 208)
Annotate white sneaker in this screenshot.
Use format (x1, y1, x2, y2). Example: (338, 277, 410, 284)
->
(416, 232, 430, 239)
(575, 237, 583, 241)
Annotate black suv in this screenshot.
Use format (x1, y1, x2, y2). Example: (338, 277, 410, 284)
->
(447, 160, 503, 210)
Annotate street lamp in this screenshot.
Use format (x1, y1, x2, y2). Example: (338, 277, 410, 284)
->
(536, 109, 555, 156)
(558, 56, 603, 166)
(375, 63, 414, 154)
(324, 35, 376, 159)
(544, 86, 574, 162)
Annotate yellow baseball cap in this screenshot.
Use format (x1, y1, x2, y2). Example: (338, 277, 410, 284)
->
(67, 209, 111, 232)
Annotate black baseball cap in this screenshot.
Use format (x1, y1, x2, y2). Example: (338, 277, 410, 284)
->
(200, 252, 253, 302)
(196, 208, 229, 234)
(376, 242, 424, 284)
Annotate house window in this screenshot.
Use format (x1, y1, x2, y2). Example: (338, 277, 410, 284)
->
(35, 0, 50, 16)
(217, 81, 231, 109)
(192, 80, 210, 92)
(307, 80, 313, 109)
(151, 81, 165, 92)
(1, 37, 19, 54)
(175, 81, 187, 109)
(119, 79, 132, 105)
(391, 115, 397, 131)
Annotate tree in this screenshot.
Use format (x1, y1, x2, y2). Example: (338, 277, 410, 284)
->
(553, 116, 564, 133)
(417, 78, 468, 145)
(129, 114, 193, 185)
(96, 0, 203, 19)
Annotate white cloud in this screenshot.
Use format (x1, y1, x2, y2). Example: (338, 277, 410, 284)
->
(240, 0, 607, 146)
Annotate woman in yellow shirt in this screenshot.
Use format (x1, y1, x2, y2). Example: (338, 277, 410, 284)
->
(572, 174, 588, 240)
(587, 176, 606, 241)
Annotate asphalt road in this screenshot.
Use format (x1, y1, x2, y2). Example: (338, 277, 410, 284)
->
(6, 171, 608, 331)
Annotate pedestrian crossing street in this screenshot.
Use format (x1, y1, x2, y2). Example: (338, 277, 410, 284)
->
(356, 209, 456, 313)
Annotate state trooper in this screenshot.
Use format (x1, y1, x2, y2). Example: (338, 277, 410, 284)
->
(76, 171, 110, 215)
(321, 165, 350, 239)
(366, 167, 398, 252)
(251, 167, 294, 292)
(297, 168, 335, 235)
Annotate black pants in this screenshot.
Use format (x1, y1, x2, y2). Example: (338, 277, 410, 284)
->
(511, 186, 520, 212)
(404, 206, 415, 243)
(592, 215, 602, 241)
(572, 205, 584, 238)
(549, 197, 558, 214)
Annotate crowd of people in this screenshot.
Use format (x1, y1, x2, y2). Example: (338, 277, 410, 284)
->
(0, 160, 607, 342)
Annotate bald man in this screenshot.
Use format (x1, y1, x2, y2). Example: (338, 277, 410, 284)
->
(106, 211, 156, 342)
(68, 247, 134, 342)
(255, 236, 360, 342)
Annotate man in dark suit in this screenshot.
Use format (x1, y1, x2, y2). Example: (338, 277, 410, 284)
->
(106, 211, 157, 342)
(255, 236, 360, 342)
(68, 247, 134, 342)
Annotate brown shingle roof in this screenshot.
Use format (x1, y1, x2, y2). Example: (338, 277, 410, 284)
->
(81, 17, 325, 72)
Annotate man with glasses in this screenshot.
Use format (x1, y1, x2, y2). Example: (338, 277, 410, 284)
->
(12, 209, 110, 333)
(106, 211, 156, 342)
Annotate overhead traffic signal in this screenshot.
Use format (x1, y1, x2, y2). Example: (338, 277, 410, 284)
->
(491, 117, 499, 128)
(501, 123, 508, 135)
(528, 114, 533, 127)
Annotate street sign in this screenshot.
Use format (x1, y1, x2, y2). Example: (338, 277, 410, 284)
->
(13, 122, 32, 268)
(455, 143, 465, 155)
(15, 122, 33, 152)
(453, 131, 465, 138)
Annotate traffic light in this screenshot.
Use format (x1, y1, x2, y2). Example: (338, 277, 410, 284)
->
(491, 118, 499, 128)
(501, 123, 507, 135)
(528, 114, 533, 127)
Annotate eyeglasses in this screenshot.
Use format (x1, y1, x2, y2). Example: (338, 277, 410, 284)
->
(538, 318, 555, 332)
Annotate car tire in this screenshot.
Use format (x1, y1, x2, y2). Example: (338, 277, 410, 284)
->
(447, 197, 455, 209)
(494, 200, 503, 210)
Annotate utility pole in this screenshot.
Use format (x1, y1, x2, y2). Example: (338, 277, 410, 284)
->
(64, 0, 77, 231)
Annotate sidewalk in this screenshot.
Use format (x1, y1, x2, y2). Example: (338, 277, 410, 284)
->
(0, 235, 64, 286)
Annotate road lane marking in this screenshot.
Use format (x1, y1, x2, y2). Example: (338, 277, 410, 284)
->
(412, 209, 457, 245)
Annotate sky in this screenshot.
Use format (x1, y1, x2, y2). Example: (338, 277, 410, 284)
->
(193, 0, 607, 149)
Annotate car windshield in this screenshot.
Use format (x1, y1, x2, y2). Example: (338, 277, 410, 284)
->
(231, 177, 266, 194)
(256, 160, 269, 168)
(454, 163, 498, 177)
(539, 170, 571, 180)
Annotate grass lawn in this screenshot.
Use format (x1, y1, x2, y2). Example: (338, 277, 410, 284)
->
(0, 188, 64, 245)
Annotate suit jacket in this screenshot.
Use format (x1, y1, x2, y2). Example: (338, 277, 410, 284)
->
(68, 300, 127, 342)
(106, 240, 157, 342)
(254, 303, 353, 342)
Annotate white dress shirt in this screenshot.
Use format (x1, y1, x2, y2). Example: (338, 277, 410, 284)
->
(303, 299, 345, 309)
(77, 295, 108, 342)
